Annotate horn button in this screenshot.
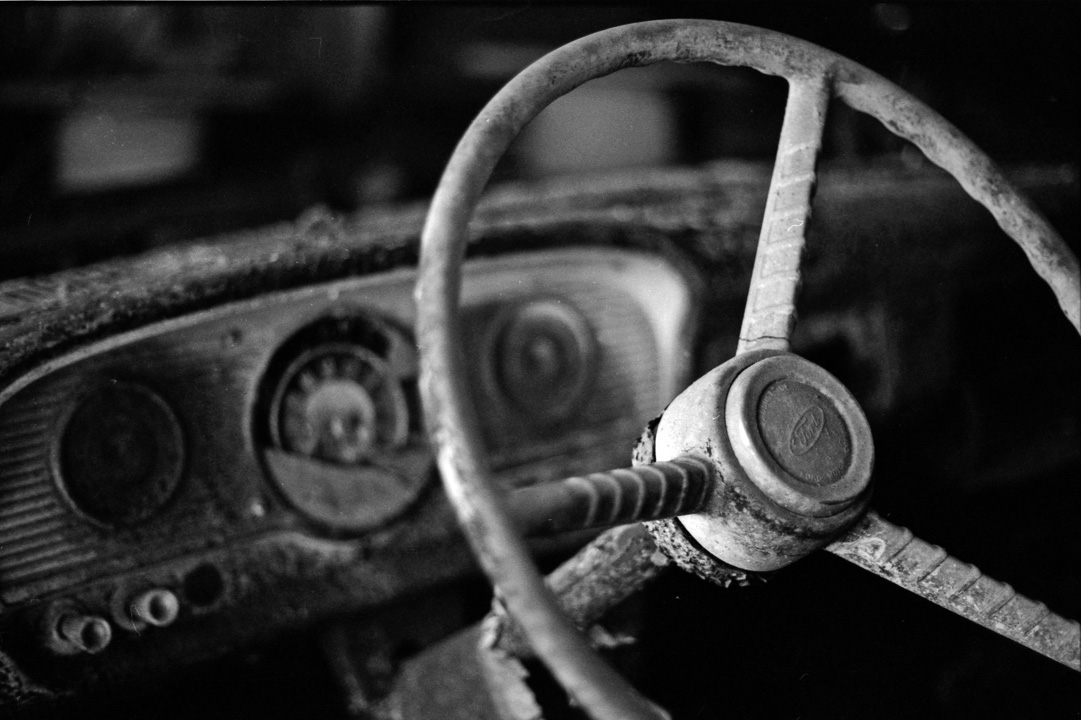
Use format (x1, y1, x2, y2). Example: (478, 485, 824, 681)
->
(655, 351, 874, 572)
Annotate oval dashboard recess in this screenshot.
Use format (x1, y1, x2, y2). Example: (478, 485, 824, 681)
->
(0, 248, 693, 609)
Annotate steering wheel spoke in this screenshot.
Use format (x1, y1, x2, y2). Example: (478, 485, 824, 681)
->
(829, 509, 1081, 670)
(737, 74, 832, 355)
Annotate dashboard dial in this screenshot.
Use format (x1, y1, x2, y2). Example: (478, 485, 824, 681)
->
(55, 381, 184, 526)
(259, 315, 427, 534)
(486, 299, 597, 427)
(271, 344, 408, 465)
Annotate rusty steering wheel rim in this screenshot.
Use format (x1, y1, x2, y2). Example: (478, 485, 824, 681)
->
(416, 19, 1081, 720)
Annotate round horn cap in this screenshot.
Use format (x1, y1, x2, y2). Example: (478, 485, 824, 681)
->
(725, 354, 873, 517)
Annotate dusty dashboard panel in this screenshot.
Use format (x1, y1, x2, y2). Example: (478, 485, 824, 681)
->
(0, 247, 692, 688)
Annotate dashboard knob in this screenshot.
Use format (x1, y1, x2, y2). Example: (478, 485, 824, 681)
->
(56, 613, 112, 655)
(131, 588, 180, 628)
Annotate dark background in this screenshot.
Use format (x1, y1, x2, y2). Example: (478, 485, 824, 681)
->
(1, 4, 1076, 279)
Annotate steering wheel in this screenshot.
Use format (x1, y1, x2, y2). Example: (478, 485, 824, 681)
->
(415, 20, 1080, 720)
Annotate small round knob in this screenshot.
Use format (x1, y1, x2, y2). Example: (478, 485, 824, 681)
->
(131, 588, 180, 628)
(59, 614, 112, 654)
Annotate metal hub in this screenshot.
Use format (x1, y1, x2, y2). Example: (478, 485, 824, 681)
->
(655, 351, 874, 571)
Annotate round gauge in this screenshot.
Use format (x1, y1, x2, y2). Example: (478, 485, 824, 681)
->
(270, 344, 408, 465)
(257, 315, 426, 534)
(488, 300, 597, 426)
(56, 381, 184, 526)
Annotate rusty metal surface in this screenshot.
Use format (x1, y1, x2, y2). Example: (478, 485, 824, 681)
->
(1, 161, 1073, 402)
(376, 523, 669, 719)
(829, 509, 1081, 671)
(737, 76, 830, 353)
(653, 350, 871, 572)
(482, 524, 673, 718)
(415, 19, 1080, 718)
(738, 32, 1081, 349)
(634, 418, 761, 589)
(493, 523, 670, 660)
(834, 79, 1081, 333)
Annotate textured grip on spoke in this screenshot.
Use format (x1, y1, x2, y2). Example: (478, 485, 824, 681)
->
(738, 76, 831, 354)
(829, 510, 1080, 671)
(508, 457, 713, 538)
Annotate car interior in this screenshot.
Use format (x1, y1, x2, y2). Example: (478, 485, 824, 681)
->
(0, 5, 1077, 719)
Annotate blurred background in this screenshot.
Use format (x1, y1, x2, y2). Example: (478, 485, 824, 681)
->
(0, 3, 1076, 280)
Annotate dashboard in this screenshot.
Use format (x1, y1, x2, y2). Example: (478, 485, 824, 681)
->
(0, 243, 692, 703)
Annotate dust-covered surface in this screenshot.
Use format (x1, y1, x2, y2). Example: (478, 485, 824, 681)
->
(2, 160, 1075, 396)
